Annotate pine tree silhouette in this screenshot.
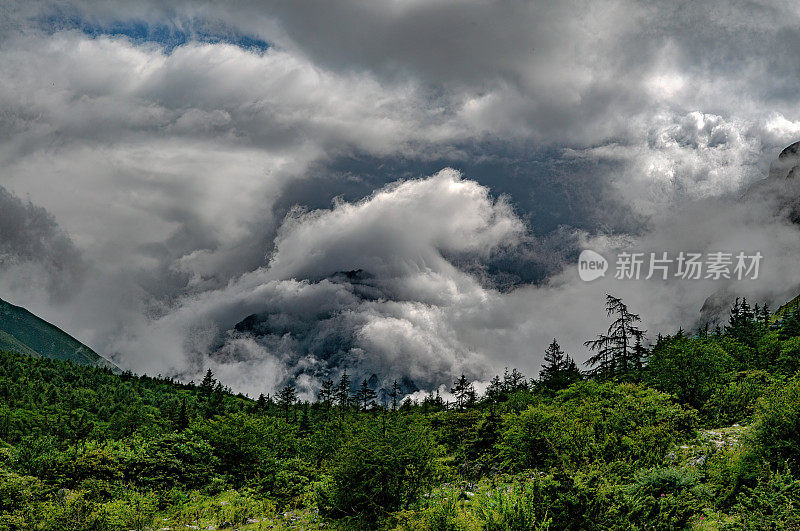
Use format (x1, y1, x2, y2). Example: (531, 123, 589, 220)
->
(354, 379, 377, 411)
(584, 294, 646, 380)
(451, 374, 474, 409)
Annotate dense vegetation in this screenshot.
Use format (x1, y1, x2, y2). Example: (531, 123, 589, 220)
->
(2, 295, 800, 529)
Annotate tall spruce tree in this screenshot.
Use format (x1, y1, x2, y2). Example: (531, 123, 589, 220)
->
(277, 384, 297, 419)
(727, 297, 761, 348)
(335, 370, 351, 409)
(502, 367, 527, 392)
(539, 338, 582, 392)
(298, 403, 312, 435)
(253, 393, 269, 415)
(389, 380, 401, 411)
(486, 375, 503, 402)
(205, 382, 225, 418)
(780, 309, 800, 340)
(584, 294, 646, 380)
(319, 378, 335, 407)
(451, 374, 474, 410)
(177, 398, 189, 430)
(200, 368, 216, 397)
(355, 379, 377, 411)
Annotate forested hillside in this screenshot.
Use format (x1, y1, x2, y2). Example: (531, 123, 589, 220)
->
(2, 294, 800, 529)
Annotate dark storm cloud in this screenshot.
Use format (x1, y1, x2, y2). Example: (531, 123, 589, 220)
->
(0, 186, 85, 301)
(276, 147, 644, 288)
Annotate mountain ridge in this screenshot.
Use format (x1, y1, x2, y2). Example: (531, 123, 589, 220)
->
(0, 296, 120, 372)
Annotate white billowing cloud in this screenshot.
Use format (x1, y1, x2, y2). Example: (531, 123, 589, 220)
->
(0, 23, 477, 335)
(0, 29, 440, 244)
(105, 171, 522, 396)
(268, 169, 523, 288)
(559, 110, 800, 219)
(105, 162, 800, 399)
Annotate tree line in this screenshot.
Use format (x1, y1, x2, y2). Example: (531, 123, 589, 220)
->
(2, 292, 800, 529)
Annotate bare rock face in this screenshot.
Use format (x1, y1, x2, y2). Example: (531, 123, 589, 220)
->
(768, 140, 800, 180)
(771, 141, 800, 224)
(745, 140, 800, 224)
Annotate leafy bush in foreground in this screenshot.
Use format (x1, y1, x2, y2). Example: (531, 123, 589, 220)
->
(500, 381, 698, 471)
(318, 416, 438, 519)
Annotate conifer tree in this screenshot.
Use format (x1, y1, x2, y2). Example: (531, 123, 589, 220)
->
(539, 338, 582, 392)
(435, 389, 444, 409)
(451, 374, 474, 410)
(355, 379, 377, 411)
(335, 370, 351, 409)
(540, 338, 566, 382)
(584, 294, 646, 380)
(471, 408, 502, 458)
(486, 374, 503, 402)
(631, 329, 648, 379)
(253, 393, 269, 414)
(205, 382, 225, 418)
(502, 367, 527, 392)
(298, 403, 312, 435)
(177, 397, 189, 430)
(465, 385, 478, 407)
(780, 309, 800, 340)
(389, 380, 401, 411)
(200, 368, 216, 397)
(277, 384, 297, 419)
(761, 303, 771, 327)
(727, 297, 760, 348)
(319, 378, 335, 407)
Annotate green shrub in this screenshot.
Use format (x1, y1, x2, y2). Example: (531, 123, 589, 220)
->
(777, 337, 800, 375)
(471, 481, 553, 530)
(624, 466, 706, 529)
(134, 431, 218, 490)
(419, 488, 473, 531)
(165, 489, 276, 528)
(702, 370, 774, 427)
(749, 377, 800, 473)
(0, 468, 44, 527)
(37, 489, 108, 531)
(500, 381, 698, 471)
(724, 467, 800, 530)
(318, 416, 437, 519)
(99, 490, 158, 531)
(647, 337, 735, 409)
(191, 413, 296, 487)
(705, 447, 760, 509)
(497, 402, 559, 470)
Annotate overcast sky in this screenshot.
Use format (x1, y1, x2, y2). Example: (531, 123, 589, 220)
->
(3, 0, 800, 397)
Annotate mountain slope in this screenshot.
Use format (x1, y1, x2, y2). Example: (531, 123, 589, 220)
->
(772, 292, 800, 322)
(701, 141, 800, 323)
(0, 297, 119, 372)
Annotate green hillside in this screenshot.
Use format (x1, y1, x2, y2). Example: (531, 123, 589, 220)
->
(772, 291, 800, 322)
(3, 293, 800, 528)
(3, 291, 800, 528)
(0, 296, 119, 372)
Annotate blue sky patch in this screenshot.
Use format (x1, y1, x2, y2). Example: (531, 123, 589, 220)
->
(38, 10, 271, 54)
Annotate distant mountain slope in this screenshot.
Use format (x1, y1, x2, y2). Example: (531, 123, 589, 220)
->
(0, 297, 119, 372)
(772, 292, 800, 322)
(701, 141, 800, 323)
